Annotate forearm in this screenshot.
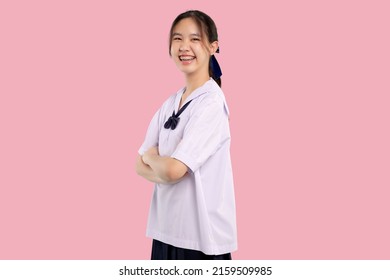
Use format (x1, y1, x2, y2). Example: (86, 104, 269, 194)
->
(135, 155, 168, 184)
(142, 153, 187, 183)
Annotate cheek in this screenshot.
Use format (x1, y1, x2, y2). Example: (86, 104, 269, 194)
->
(194, 45, 209, 57)
(170, 43, 179, 54)
(194, 50, 209, 62)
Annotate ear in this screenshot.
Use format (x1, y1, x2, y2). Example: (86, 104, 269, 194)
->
(209, 41, 219, 55)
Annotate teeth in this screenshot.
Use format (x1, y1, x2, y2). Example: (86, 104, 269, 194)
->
(180, 56, 195, 61)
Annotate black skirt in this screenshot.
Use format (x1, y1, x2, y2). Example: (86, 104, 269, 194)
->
(151, 239, 232, 260)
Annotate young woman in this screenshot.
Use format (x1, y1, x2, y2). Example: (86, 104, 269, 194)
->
(136, 10, 237, 260)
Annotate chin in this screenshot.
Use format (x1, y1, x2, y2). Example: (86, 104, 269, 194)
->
(177, 67, 195, 75)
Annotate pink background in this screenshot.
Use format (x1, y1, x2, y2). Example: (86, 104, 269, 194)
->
(1, 0, 389, 259)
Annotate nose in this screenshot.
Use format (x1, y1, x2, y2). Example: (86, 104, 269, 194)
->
(179, 39, 190, 52)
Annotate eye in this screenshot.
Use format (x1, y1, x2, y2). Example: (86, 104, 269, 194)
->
(192, 38, 200, 41)
(173, 37, 181, 41)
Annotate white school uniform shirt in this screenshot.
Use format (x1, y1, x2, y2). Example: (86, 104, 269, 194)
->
(138, 78, 237, 255)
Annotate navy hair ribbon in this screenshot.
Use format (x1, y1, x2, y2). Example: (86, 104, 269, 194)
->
(164, 100, 193, 130)
(210, 47, 222, 80)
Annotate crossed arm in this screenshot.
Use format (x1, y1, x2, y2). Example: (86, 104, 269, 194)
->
(135, 146, 188, 184)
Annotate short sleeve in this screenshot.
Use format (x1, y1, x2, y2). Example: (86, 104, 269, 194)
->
(138, 109, 161, 155)
(171, 98, 229, 172)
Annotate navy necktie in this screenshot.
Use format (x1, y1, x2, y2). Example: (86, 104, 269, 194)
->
(164, 100, 193, 130)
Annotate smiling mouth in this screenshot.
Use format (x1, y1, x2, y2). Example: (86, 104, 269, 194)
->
(179, 56, 196, 61)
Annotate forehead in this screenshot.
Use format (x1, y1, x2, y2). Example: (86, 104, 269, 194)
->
(172, 18, 201, 35)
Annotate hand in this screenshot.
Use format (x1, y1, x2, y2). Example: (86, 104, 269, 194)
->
(142, 146, 159, 165)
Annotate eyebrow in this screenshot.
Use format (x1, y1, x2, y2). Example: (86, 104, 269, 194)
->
(172, 32, 201, 37)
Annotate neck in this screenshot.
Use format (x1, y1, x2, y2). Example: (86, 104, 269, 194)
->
(184, 72, 210, 96)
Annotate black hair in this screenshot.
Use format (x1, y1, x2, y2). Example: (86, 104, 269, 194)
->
(168, 10, 221, 87)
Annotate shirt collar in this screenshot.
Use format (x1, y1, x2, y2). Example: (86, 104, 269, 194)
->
(174, 78, 213, 112)
(174, 78, 230, 116)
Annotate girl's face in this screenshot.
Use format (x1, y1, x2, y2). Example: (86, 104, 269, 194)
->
(170, 18, 218, 78)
